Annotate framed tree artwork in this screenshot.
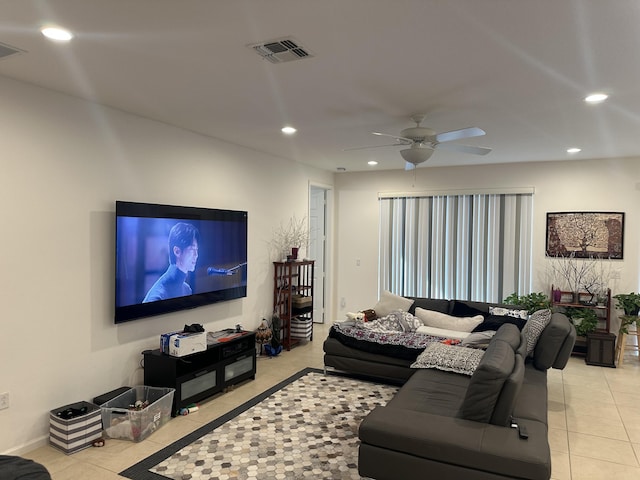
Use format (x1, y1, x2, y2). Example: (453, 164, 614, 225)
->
(546, 211, 624, 259)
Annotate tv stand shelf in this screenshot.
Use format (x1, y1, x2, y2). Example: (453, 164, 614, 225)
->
(143, 330, 256, 416)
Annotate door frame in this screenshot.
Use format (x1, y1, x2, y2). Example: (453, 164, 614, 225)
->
(308, 182, 333, 324)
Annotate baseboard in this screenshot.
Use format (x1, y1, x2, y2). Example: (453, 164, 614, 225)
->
(3, 435, 48, 456)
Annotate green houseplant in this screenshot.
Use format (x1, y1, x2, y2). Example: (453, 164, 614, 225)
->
(564, 307, 599, 337)
(613, 292, 640, 316)
(503, 292, 551, 315)
(613, 292, 640, 334)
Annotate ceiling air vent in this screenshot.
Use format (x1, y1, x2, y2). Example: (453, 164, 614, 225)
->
(0, 41, 25, 61)
(249, 37, 313, 64)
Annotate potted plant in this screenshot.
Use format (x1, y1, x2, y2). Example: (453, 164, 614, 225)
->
(613, 292, 640, 316)
(564, 307, 599, 337)
(613, 292, 640, 335)
(503, 292, 551, 315)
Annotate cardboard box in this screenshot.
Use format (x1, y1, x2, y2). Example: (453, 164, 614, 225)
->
(49, 401, 102, 454)
(101, 386, 174, 442)
(168, 331, 207, 357)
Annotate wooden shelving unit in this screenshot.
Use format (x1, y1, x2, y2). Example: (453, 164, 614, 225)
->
(273, 260, 315, 350)
(551, 285, 611, 357)
(551, 285, 611, 333)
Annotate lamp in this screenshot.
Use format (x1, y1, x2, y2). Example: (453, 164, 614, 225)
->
(400, 146, 434, 165)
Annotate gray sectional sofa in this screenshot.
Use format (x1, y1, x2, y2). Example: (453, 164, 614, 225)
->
(323, 297, 576, 480)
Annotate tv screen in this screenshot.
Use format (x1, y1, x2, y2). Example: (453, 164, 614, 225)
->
(115, 201, 248, 323)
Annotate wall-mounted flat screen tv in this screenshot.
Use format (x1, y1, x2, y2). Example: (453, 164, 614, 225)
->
(115, 201, 248, 323)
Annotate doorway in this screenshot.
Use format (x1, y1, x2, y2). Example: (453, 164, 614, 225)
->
(309, 184, 331, 324)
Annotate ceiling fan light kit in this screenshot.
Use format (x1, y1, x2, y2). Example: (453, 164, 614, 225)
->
(400, 146, 434, 165)
(349, 114, 492, 168)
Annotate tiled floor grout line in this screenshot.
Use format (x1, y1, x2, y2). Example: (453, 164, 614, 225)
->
(561, 368, 573, 480)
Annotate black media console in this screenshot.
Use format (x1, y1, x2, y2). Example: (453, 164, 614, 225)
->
(143, 330, 256, 416)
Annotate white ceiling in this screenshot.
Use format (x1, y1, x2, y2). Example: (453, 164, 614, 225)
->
(2, 0, 639, 172)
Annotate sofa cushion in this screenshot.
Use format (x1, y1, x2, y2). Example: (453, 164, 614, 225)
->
(492, 323, 523, 350)
(490, 353, 525, 426)
(374, 290, 414, 317)
(411, 342, 484, 376)
(451, 300, 507, 314)
(512, 365, 549, 424)
(414, 307, 484, 332)
(0, 456, 51, 480)
(533, 312, 575, 370)
(451, 300, 489, 318)
(522, 309, 552, 357)
(387, 368, 468, 415)
(408, 297, 450, 316)
(472, 314, 527, 332)
(458, 338, 515, 423)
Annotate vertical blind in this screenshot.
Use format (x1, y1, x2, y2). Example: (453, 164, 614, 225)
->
(379, 192, 533, 302)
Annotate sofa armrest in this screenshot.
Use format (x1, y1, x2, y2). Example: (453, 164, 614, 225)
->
(359, 406, 550, 479)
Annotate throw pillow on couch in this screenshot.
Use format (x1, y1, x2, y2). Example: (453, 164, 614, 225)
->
(410, 342, 485, 376)
(414, 307, 484, 332)
(522, 308, 552, 356)
(373, 290, 414, 317)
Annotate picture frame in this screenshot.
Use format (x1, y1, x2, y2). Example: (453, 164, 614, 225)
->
(545, 211, 624, 259)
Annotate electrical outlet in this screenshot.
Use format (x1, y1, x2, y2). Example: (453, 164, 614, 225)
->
(0, 392, 9, 410)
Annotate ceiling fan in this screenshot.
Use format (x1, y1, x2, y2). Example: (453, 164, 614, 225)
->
(347, 114, 492, 169)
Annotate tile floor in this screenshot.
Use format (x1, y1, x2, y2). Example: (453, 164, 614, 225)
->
(22, 322, 640, 480)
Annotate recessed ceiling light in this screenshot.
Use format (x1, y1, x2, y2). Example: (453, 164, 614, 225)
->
(281, 126, 297, 135)
(367, 160, 378, 166)
(584, 93, 608, 103)
(41, 26, 74, 42)
(567, 148, 581, 154)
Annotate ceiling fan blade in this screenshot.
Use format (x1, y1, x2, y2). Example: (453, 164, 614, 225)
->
(434, 127, 486, 143)
(435, 143, 492, 155)
(343, 143, 406, 151)
(372, 132, 413, 144)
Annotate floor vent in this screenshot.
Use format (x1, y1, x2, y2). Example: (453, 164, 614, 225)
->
(249, 37, 313, 64)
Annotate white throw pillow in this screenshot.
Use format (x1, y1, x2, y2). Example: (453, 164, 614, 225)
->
(373, 290, 413, 317)
(414, 307, 484, 333)
(411, 342, 485, 376)
(416, 325, 471, 340)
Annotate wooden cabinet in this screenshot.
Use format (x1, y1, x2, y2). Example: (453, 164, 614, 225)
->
(585, 332, 616, 367)
(143, 330, 256, 416)
(273, 260, 315, 350)
(551, 285, 611, 333)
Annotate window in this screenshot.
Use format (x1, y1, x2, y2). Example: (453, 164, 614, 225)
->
(379, 192, 533, 302)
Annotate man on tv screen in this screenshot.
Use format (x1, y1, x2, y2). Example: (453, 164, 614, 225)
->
(143, 222, 199, 303)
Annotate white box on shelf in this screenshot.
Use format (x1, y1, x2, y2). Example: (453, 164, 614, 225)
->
(160, 331, 182, 354)
(168, 331, 207, 357)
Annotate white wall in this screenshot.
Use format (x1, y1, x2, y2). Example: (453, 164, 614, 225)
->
(0, 76, 334, 454)
(333, 159, 640, 318)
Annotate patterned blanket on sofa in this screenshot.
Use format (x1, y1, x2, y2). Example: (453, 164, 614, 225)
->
(329, 311, 446, 360)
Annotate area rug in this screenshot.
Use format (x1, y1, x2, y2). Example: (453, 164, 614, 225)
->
(120, 368, 398, 480)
